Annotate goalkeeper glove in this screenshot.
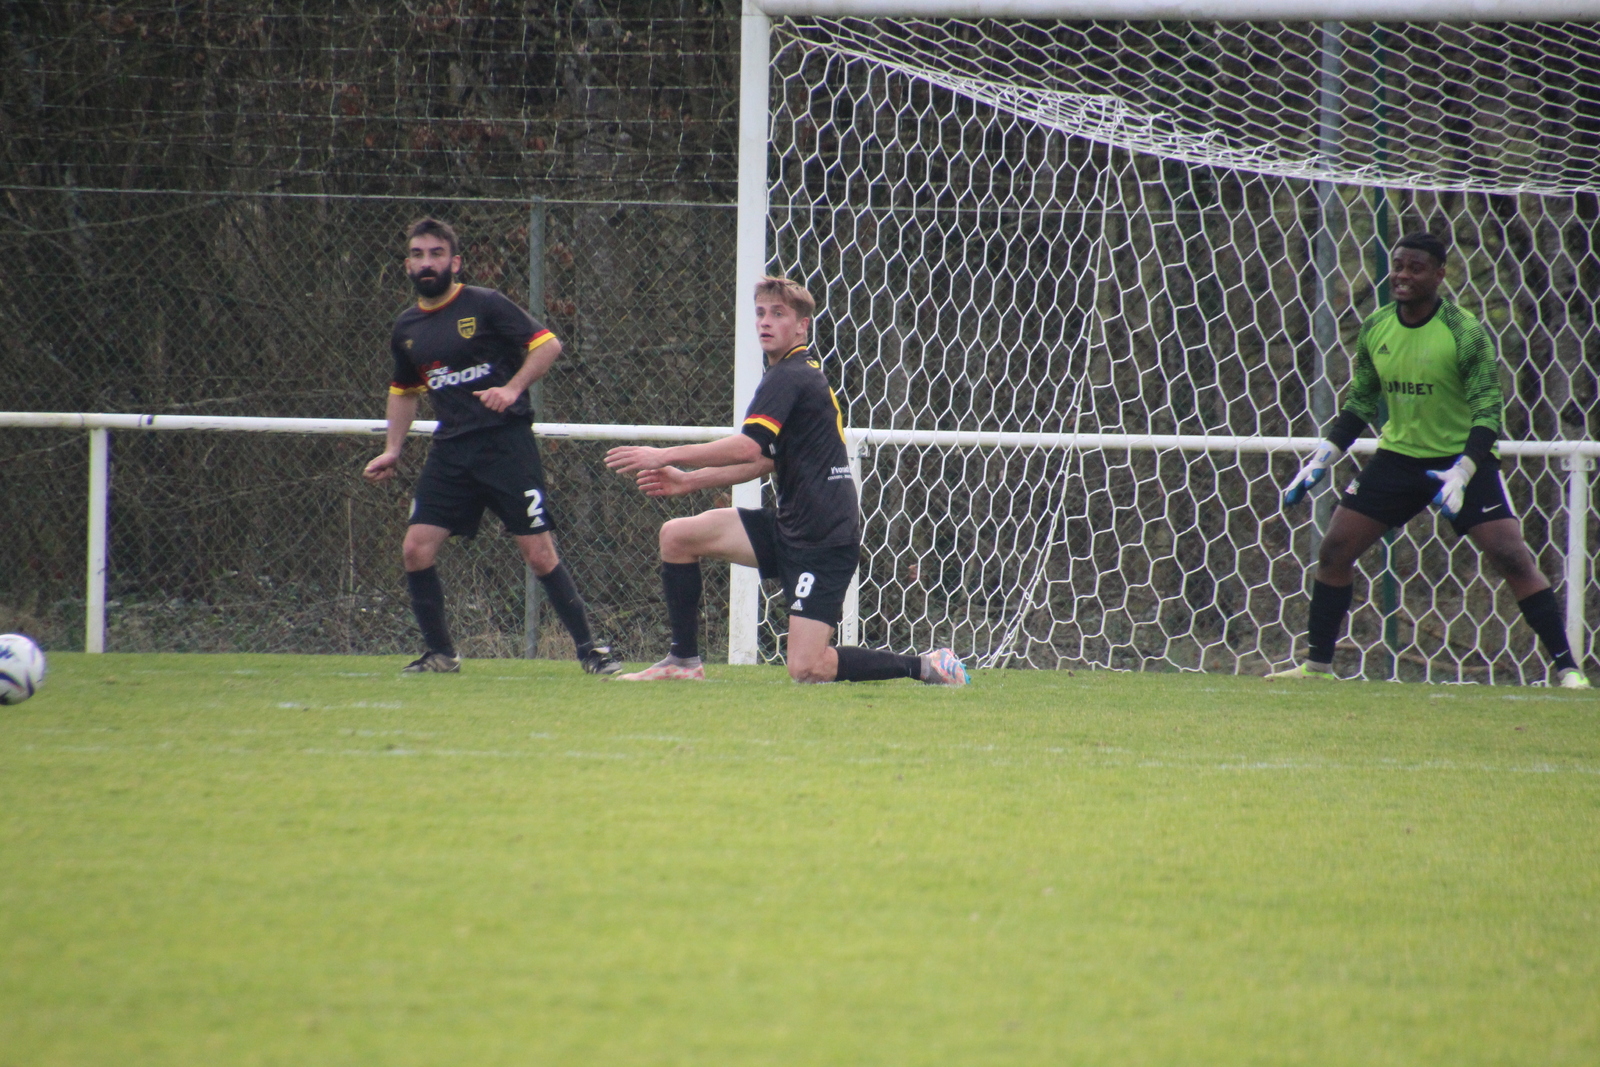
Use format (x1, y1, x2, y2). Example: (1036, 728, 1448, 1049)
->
(1426, 455, 1477, 521)
(1283, 440, 1344, 506)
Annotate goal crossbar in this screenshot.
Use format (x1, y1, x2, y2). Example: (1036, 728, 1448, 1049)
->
(751, 0, 1600, 21)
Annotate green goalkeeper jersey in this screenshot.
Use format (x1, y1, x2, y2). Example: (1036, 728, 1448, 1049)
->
(1342, 298, 1503, 459)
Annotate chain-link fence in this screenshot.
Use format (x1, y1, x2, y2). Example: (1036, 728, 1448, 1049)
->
(1, 190, 737, 659)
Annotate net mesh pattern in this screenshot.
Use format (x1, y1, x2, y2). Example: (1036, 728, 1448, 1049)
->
(765, 18, 1598, 681)
(783, 18, 1600, 195)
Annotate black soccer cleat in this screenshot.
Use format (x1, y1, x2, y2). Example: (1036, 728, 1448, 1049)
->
(579, 645, 624, 676)
(402, 651, 461, 673)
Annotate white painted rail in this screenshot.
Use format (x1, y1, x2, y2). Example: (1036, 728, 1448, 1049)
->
(3, 411, 1592, 666)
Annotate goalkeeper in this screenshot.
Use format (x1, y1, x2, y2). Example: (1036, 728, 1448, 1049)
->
(1272, 232, 1588, 688)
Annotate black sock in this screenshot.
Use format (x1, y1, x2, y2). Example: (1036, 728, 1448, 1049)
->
(834, 646, 922, 682)
(662, 562, 702, 660)
(1517, 588, 1578, 672)
(536, 562, 594, 654)
(1307, 579, 1354, 666)
(406, 566, 454, 656)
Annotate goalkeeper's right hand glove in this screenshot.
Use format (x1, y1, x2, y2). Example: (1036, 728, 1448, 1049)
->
(1282, 440, 1344, 507)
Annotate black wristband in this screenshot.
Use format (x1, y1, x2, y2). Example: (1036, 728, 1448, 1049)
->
(1463, 425, 1498, 468)
(1323, 410, 1368, 453)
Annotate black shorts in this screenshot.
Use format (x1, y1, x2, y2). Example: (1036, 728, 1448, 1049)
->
(410, 422, 555, 538)
(1338, 448, 1514, 535)
(738, 507, 859, 627)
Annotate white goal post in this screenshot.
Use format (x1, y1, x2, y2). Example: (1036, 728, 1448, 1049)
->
(726, 0, 1600, 678)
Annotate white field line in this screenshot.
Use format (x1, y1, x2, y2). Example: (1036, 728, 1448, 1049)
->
(9, 737, 1600, 776)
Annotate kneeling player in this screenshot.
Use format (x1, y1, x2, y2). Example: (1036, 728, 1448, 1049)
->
(603, 276, 968, 686)
(1273, 232, 1588, 688)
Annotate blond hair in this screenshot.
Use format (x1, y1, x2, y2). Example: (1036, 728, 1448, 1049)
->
(754, 276, 815, 320)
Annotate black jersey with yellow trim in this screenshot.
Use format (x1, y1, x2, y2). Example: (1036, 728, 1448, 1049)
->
(739, 344, 860, 550)
(389, 284, 555, 440)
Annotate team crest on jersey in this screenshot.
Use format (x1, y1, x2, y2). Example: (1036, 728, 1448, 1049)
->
(457, 317, 477, 339)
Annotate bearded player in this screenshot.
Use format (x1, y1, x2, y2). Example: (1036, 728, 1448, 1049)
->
(603, 276, 968, 686)
(364, 218, 620, 675)
(1272, 232, 1588, 688)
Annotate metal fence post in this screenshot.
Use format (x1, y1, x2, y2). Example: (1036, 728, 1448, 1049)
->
(525, 196, 547, 659)
(86, 427, 109, 653)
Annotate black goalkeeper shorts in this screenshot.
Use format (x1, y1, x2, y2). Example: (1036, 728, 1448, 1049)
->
(409, 422, 555, 538)
(738, 507, 859, 628)
(1338, 448, 1514, 535)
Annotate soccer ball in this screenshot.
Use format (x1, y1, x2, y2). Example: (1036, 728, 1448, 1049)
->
(0, 634, 47, 705)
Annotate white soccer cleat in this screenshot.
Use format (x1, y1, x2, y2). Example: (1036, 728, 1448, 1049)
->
(1263, 662, 1337, 681)
(1558, 668, 1592, 690)
(921, 648, 970, 686)
(616, 656, 706, 681)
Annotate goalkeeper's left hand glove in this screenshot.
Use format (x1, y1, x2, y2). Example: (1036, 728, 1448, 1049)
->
(1426, 455, 1477, 520)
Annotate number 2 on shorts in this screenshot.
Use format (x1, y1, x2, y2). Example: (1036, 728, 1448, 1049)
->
(524, 489, 545, 522)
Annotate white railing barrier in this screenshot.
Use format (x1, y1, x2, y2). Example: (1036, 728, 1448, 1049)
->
(4, 412, 1594, 668)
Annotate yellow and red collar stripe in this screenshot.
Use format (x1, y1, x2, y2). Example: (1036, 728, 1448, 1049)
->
(415, 284, 465, 312)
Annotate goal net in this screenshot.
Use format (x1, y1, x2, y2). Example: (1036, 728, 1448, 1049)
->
(762, 15, 1599, 681)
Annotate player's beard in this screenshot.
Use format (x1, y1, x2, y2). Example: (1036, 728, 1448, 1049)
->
(410, 266, 454, 299)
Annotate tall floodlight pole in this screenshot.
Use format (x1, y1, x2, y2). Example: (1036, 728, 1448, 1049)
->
(729, 0, 772, 664)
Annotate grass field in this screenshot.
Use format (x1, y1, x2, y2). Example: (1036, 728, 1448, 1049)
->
(2, 653, 1597, 1066)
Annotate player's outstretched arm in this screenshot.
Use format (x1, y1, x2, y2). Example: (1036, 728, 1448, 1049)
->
(364, 393, 420, 483)
(634, 458, 774, 497)
(605, 433, 763, 475)
(1282, 440, 1344, 506)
